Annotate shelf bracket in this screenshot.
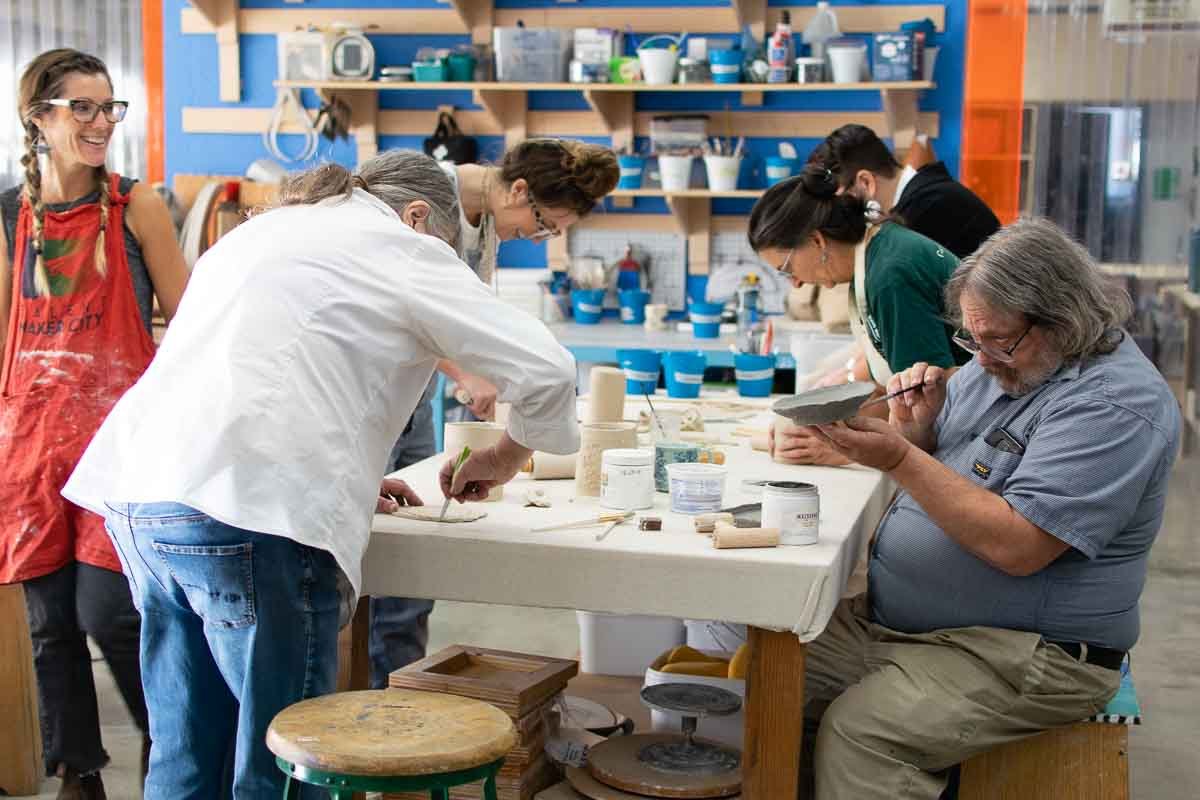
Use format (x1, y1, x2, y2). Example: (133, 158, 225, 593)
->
(189, 0, 240, 102)
(731, 0, 768, 41)
(321, 88, 379, 165)
(447, 0, 494, 45)
(582, 90, 633, 153)
(666, 196, 712, 276)
(882, 88, 921, 152)
(474, 89, 527, 149)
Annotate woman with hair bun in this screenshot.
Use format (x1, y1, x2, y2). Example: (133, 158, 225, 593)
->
(748, 164, 968, 465)
(370, 139, 619, 690)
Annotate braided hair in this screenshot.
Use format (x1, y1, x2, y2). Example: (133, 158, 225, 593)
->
(18, 48, 114, 295)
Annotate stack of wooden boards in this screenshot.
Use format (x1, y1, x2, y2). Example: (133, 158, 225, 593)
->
(386, 645, 578, 800)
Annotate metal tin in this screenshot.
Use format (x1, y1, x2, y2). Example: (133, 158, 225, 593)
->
(677, 57, 710, 84)
(761, 481, 819, 546)
(601, 449, 655, 511)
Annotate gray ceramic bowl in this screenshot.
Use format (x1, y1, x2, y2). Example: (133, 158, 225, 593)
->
(772, 382, 877, 426)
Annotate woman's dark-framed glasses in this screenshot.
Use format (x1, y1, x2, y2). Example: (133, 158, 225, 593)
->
(48, 98, 129, 124)
(526, 195, 562, 242)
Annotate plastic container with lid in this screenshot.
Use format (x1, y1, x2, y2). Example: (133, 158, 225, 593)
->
(667, 463, 727, 514)
(601, 449, 655, 511)
(761, 481, 820, 545)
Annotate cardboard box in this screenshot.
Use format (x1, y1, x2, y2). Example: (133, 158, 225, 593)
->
(872, 33, 919, 81)
(574, 28, 623, 65)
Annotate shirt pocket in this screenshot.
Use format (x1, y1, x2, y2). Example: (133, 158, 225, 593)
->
(151, 542, 256, 629)
(964, 442, 1024, 491)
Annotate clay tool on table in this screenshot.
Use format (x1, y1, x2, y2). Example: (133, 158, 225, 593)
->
(594, 515, 629, 542)
(438, 445, 472, 522)
(643, 392, 667, 438)
(531, 511, 634, 533)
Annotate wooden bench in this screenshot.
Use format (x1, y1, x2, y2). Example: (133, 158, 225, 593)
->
(957, 662, 1140, 800)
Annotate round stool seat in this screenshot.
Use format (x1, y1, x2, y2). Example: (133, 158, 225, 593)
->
(266, 689, 517, 778)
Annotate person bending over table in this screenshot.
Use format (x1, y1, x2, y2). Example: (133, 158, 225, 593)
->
(747, 163, 970, 466)
(371, 139, 618, 690)
(796, 218, 1180, 800)
(61, 150, 579, 799)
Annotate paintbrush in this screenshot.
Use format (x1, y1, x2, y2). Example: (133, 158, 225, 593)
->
(643, 391, 667, 438)
(438, 445, 472, 522)
(859, 382, 930, 409)
(531, 511, 634, 533)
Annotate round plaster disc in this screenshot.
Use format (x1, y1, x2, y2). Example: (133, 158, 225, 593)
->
(772, 382, 876, 427)
(561, 695, 624, 734)
(640, 684, 742, 718)
(587, 734, 741, 799)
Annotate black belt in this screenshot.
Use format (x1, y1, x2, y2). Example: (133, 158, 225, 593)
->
(1045, 640, 1125, 671)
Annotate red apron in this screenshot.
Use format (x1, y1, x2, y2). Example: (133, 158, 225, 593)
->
(0, 174, 156, 583)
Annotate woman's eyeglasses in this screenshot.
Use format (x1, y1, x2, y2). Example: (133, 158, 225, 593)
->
(526, 196, 562, 242)
(48, 98, 129, 124)
(952, 324, 1033, 364)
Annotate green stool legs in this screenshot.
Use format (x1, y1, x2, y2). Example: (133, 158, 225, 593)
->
(276, 756, 506, 799)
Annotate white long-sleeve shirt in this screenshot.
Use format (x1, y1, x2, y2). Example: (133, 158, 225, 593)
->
(63, 189, 579, 594)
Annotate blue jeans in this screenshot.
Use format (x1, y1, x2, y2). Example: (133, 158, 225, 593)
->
(104, 502, 343, 800)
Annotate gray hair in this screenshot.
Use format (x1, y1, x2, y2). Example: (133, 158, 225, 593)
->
(945, 218, 1132, 362)
(276, 150, 461, 252)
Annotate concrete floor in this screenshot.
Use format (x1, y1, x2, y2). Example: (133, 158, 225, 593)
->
(31, 456, 1200, 799)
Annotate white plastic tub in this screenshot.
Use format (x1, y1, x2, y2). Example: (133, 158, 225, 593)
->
(828, 43, 867, 84)
(577, 611, 686, 676)
(644, 647, 745, 748)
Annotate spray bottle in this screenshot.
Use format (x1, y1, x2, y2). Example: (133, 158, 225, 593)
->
(767, 11, 794, 83)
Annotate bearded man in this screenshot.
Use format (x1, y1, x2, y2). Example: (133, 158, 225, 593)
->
(791, 218, 1180, 800)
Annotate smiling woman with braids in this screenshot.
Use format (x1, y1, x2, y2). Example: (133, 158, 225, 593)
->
(0, 49, 188, 798)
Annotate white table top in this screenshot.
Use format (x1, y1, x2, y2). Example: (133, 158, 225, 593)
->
(365, 400, 892, 640)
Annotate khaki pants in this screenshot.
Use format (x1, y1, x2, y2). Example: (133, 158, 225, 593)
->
(804, 596, 1121, 800)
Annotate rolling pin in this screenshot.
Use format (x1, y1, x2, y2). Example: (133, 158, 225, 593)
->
(521, 452, 577, 480)
(712, 523, 780, 549)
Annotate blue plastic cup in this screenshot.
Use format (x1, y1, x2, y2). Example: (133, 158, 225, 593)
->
(688, 301, 724, 339)
(664, 351, 707, 399)
(735, 353, 776, 397)
(618, 155, 646, 189)
(709, 48, 743, 84)
(765, 156, 798, 187)
(572, 289, 606, 324)
(618, 289, 651, 324)
(617, 348, 661, 394)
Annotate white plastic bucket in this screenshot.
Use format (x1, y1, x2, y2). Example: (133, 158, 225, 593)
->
(577, 611, 685, 676)
(828, 44, 867, 84)
(703, 155, 741, 192)
(658, 154, 694, 191)
(638, 46, 680, 85)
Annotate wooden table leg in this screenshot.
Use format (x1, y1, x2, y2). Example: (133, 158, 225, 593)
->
(742, 626, 805, 800)
(0, 583, 42, 796)
(336, 595, 372, 692)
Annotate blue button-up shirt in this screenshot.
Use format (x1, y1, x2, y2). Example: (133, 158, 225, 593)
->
(869, 334, 1180, 651)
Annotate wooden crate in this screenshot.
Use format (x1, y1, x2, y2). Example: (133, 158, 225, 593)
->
(958, 722, 1129, 800)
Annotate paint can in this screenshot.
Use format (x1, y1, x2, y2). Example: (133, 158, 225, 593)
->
(761, 481, 819, 545)
(601, 449, 655, 511)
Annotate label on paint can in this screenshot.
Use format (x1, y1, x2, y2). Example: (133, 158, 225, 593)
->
(761, 481, 819, 545)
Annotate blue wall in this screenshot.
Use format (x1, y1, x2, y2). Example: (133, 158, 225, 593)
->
(163, 0, 968, 269)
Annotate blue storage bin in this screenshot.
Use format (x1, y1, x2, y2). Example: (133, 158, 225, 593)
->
(708, 48, 742, 84)
(617, 155, 646, 189)
(412, 61, 447, 82)
(572, 289, 606, 324)
(735, 353, 776, 397)
(618, 289, 651, 324)
(689, 301, 724, 339)
(617, 348, 661, 394)
(664, 352, 707, 398)
(765, 156, 797, 187)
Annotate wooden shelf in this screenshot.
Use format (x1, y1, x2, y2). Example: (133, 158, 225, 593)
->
(275, 80, 936, 94)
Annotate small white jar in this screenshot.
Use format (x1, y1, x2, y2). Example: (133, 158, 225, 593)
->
(600, 449, 655, 511)
(761, 481, 820, 545)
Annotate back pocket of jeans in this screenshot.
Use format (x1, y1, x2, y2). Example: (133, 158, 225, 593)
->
(151, 542, 256, 629)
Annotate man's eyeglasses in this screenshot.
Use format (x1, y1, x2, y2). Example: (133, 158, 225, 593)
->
(47, 98, 129, 124)
(952, 323, 1033, 364)
(526, 195, 562, 242)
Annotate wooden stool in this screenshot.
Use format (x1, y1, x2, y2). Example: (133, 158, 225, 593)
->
(266, 689, 518, 799)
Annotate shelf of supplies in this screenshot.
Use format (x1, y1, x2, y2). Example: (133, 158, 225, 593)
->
(275, 80, 936, 94)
